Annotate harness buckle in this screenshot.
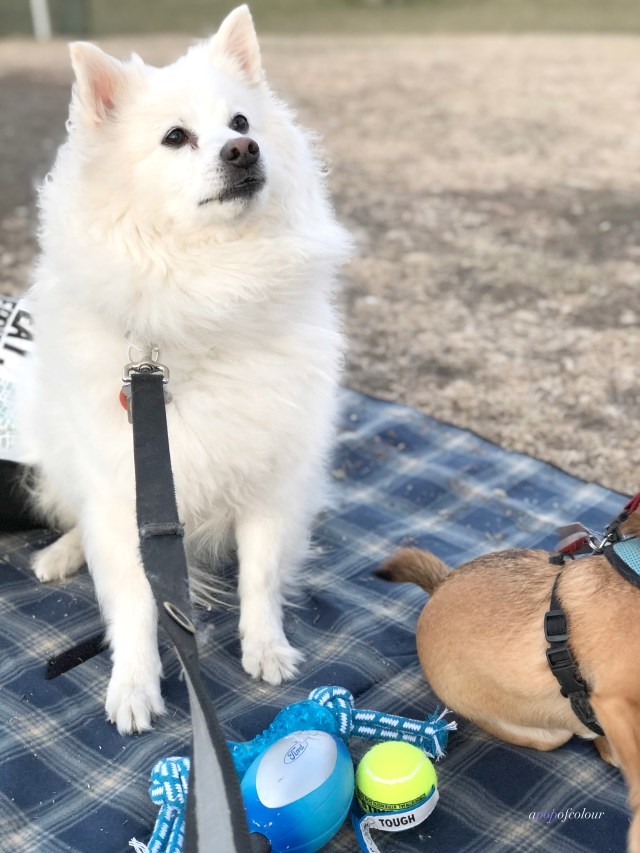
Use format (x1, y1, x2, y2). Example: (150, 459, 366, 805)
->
(545, 645, 572, 671)
(546, 646, 588, 698)
(544, 609, 568, 643)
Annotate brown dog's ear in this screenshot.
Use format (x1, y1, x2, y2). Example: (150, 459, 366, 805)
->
(211, 5, 262, 85)
(69, 42, 130, 126)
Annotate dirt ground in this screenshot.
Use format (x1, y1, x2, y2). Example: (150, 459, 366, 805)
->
(2, 34, 640, 495)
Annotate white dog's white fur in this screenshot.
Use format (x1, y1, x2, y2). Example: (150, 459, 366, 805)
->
(18, 6, 350, 734)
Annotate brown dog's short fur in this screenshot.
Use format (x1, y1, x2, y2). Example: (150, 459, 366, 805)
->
(378, 533, 640, 852)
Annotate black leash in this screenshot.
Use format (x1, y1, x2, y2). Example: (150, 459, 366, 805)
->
(130, 367, 252, 853)
(46, 365, 254, 852)
(544, 573, 603, 737)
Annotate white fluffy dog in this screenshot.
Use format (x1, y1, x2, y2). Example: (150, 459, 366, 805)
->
(18, 5, 350, 733)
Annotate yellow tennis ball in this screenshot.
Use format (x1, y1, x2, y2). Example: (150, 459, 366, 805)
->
(355, 742, 437, 813)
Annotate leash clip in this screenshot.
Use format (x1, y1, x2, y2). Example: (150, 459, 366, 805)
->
(122, 345, 170, 385)
(588, 532, 609, 553)
(121, 345, 172, 422)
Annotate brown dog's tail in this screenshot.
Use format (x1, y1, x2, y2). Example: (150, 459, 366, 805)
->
(375, 547, 451, 594)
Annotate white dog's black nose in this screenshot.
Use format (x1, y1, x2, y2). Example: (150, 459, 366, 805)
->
(220, 137, 260, 168)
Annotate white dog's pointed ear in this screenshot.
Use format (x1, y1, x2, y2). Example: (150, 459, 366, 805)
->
(69, 42, 129, 125)
(212, 5, 262, 84)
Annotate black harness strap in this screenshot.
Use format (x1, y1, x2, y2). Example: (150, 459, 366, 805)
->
(130, 369, 252, 853)
(544, 573, 603, 737)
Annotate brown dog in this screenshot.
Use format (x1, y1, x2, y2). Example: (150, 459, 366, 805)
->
(378, 531, 640, 852)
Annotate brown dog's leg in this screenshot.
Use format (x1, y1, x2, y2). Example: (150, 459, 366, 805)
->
(477, 717, 573, 751)
(590, 696, 640, 853)
(594, 735, 620, 767)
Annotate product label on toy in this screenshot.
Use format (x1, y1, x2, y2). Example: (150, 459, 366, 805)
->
(256, 730, 337, 808)
(353, 789, 439, 853)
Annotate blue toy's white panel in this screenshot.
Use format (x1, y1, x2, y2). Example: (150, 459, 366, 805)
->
(255, 730, 337, 808)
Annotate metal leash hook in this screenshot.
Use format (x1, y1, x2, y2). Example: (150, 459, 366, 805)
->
(121, 345, 172, 423)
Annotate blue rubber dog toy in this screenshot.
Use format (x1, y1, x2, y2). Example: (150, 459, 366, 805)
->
(241, 729, 354, 852)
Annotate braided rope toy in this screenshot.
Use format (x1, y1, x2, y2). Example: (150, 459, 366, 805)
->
(130, 686, 456, 853)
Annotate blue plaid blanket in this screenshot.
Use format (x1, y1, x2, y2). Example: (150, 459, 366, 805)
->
(0, 388, 630, 852)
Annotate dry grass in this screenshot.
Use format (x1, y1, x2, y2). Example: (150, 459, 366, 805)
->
(2, 33, 640, 492)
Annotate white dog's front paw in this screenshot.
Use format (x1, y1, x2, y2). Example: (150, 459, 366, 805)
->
(105, 669, 166, 734)
(241, 633, 304, 685)
(32, 529, 85, 583)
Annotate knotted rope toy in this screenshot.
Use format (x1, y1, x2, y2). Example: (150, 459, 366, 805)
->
(130, 758, 190, 853)
(130, 685, 456, 853)
(230, 684, 456, 777)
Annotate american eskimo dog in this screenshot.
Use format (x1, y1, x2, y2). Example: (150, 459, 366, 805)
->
(18, 5, 350, 733)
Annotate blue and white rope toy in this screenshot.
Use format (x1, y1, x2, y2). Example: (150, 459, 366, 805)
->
(129, 758, 189, 853)
(130, 685, 456, 853)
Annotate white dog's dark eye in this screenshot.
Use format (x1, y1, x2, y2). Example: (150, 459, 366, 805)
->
(162, 127, 190, 148)
(230, 114, 249, 134)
